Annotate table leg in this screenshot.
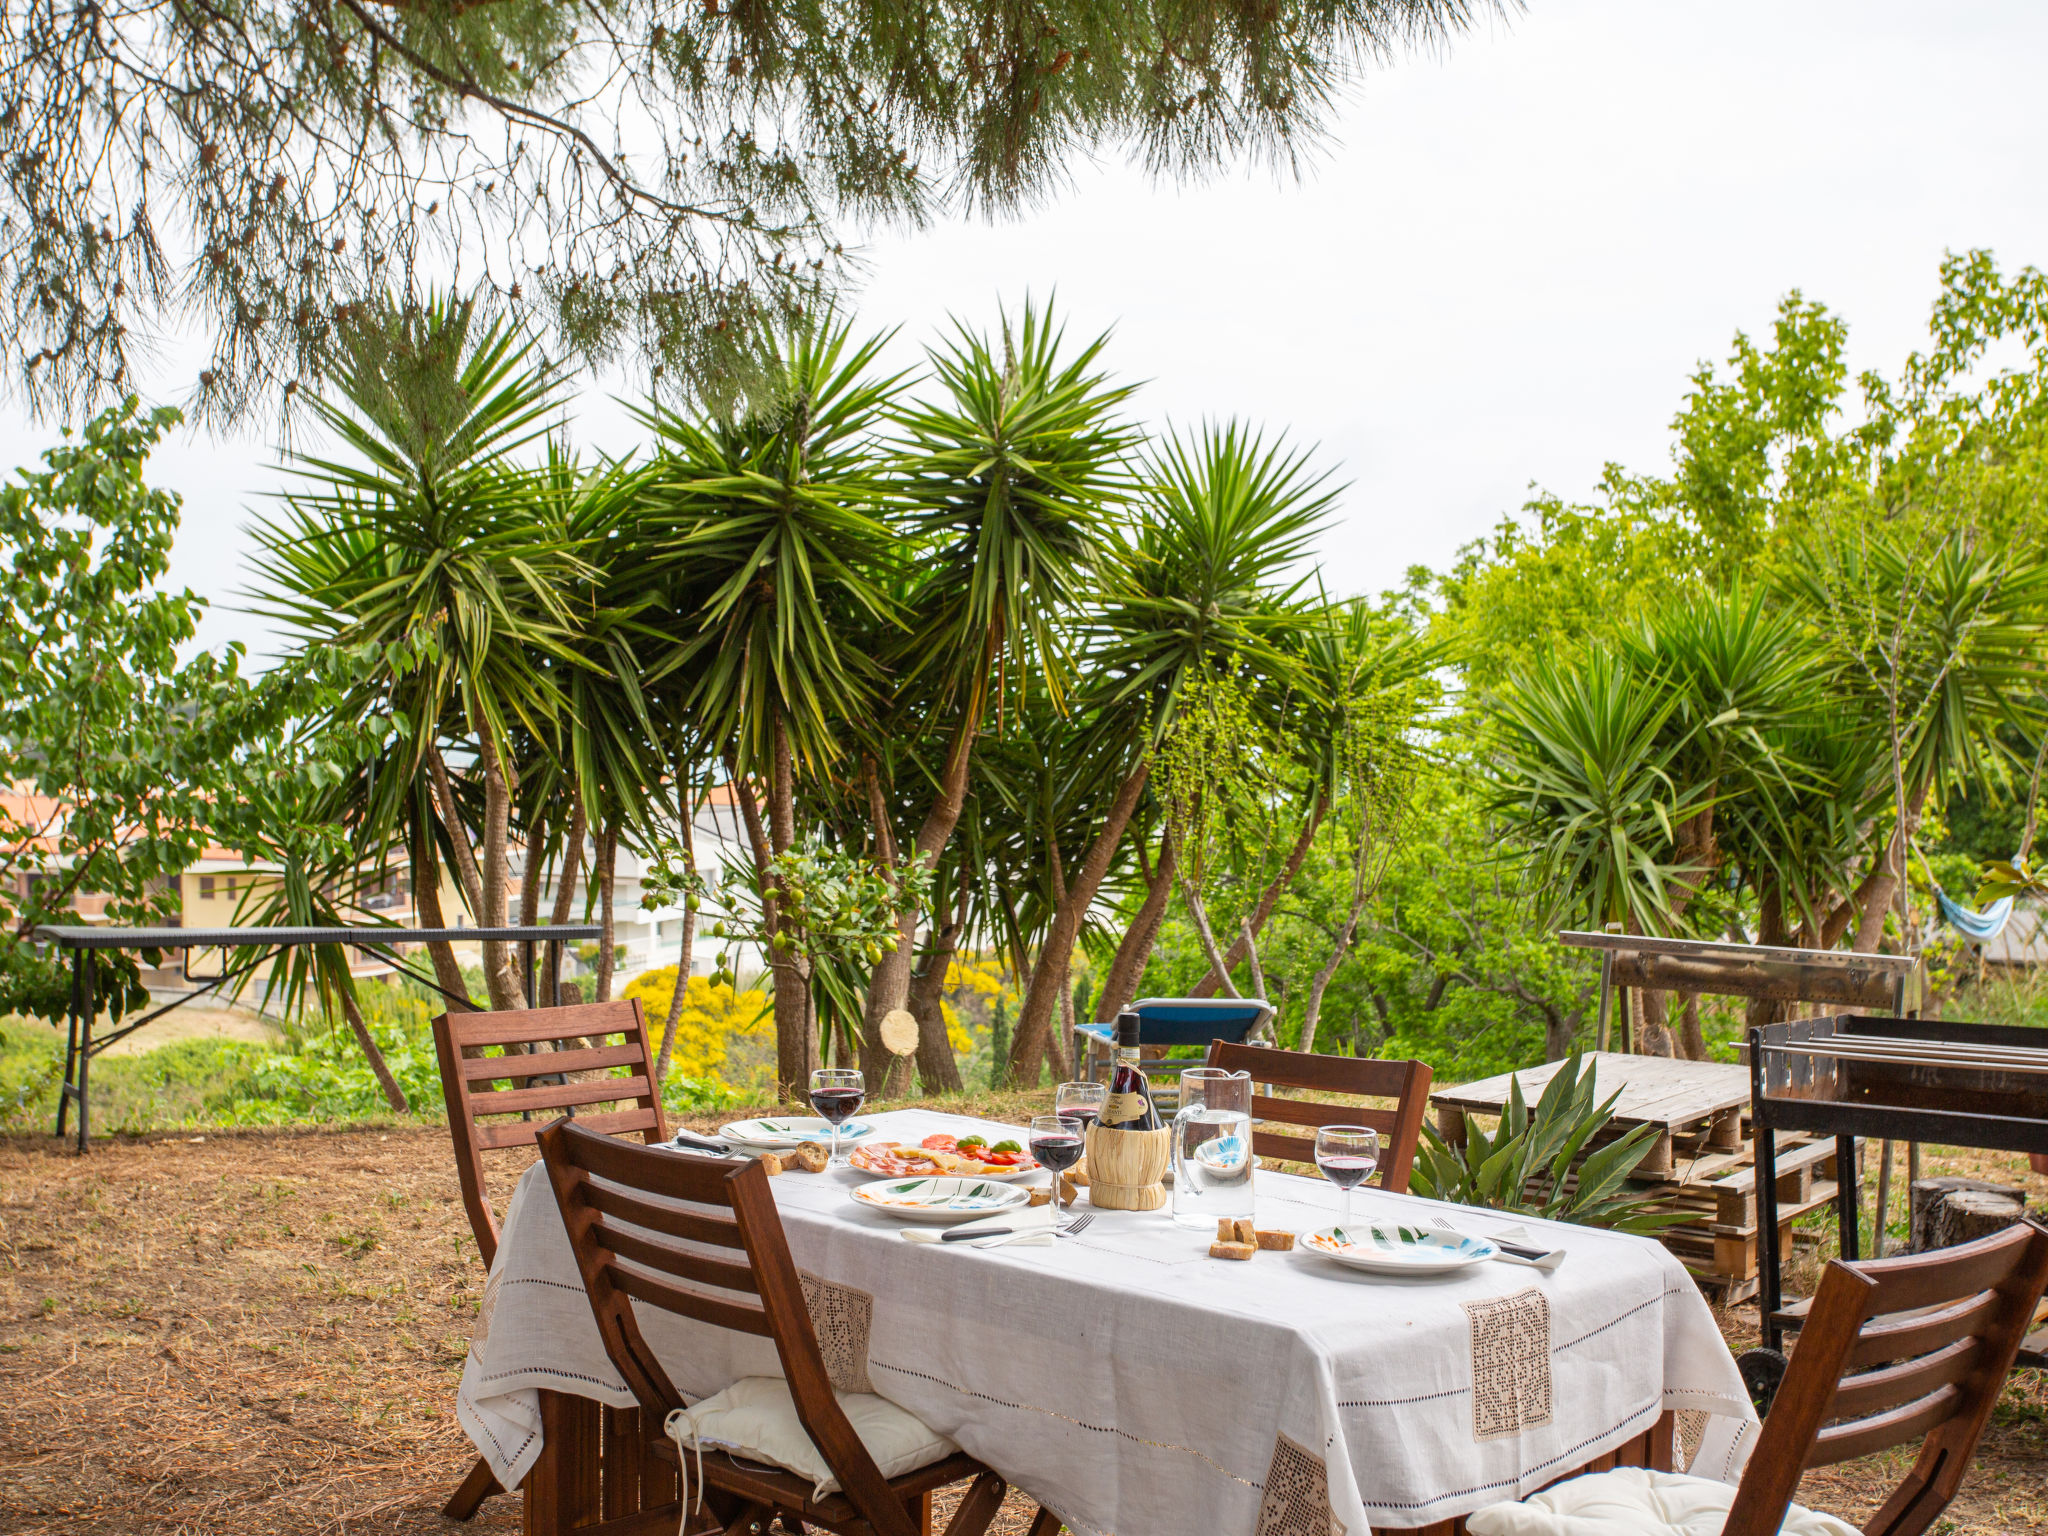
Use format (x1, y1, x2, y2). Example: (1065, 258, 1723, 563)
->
(75, 948, 94, 1153)
(1836, 1135, 1859, 1262)
(1756, 1122, 1782, 1352)
(55, 947, 80, 1139)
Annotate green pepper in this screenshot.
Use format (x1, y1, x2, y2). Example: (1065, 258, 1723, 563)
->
(957, 1135, 988, 1149)
(990, 1139, 1022, 1153)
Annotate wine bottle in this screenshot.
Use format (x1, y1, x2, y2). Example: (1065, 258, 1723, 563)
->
(1100, 1010, 1162, 1132)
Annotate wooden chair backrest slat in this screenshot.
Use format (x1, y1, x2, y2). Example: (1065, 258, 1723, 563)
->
(432, 999, 669, 1267)
(538, 1119, 923, 1536)
(1205, 1041, 1433, 1194)
(608, 1263, 776, 1338)
(591, 1223, 762, 1295)
(468, 1075, 655, 1117)
(583, 1182, 752, 1250)
(1826, 1336, 1983, 1424)
(1843, 1289, 2000, 1370)
(1722, 1219, 2048, 1536)
(460, 1041, 651, 1081)
(476, 1106, 661, 1150)
(447, 1002, 652, 1048)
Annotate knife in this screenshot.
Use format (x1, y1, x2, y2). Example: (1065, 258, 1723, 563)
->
(940, 1225, 1012, 1242)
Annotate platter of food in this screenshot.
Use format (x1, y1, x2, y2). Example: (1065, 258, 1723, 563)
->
(849, 1175, 1035, 1223)
(848, 1133, 1040, 1181)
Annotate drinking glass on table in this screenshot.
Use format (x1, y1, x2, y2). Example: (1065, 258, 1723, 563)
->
(808, 1068, 865, 1167)
(1029, 1113, 1087, 1229)
(1054, 1080, 1107, 1135)
(1315, 1124, 1379, 1234)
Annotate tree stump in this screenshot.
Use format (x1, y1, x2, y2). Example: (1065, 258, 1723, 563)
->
(1932, 1189, 2027, 1251)
(1909, 1177, 2025, 1252)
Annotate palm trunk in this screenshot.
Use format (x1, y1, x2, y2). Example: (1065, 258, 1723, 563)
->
(859, 708, 980, 1077)
(410, 821, 475, 1011)
(472, 727, 525, 1011)
(1093, 827, 1179, 1023)
(1007, 760, 1150, 1086)
(425, 744, 487, 922)
(1852, 776, 1933, 953)
(1300, 814, 1375, 1049)
(1179, 878, 1241, 998)
(594, 819, 620, 1003)
(653, 773, 698, 1091)
(336, 972, 409, 1112)
(908, 860, 971, 1092)
(765, 721, 812, 1096)
(541, 793, 585, 1004)
(1191, 791, 1326, 998)
(1677, 992, 1707, 1061)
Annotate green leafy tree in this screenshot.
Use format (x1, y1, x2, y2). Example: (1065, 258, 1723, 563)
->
(2, 0, 1490, 419)
(0, 399, 259, 1023)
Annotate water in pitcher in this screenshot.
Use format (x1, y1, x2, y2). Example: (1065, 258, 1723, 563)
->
(1171, 1105, 1256, 1227)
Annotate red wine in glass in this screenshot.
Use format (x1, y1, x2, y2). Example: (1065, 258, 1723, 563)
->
(1314, 1125, 1379, 1233)
(809, 1087, 865, 1125)
(1030, 1129, 1086, 1174)
(809, 1069, 864, 1166)
(1317, 1154, 1376, 1190)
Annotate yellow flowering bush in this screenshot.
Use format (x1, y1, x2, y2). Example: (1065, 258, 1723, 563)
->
(622, 968, 772, 1082)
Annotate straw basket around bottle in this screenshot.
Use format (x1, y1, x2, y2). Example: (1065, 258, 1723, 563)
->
(1085, 1122, 1171, 1211)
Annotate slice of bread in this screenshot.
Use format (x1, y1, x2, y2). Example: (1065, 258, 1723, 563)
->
(1208, 1241, 1256, 1261)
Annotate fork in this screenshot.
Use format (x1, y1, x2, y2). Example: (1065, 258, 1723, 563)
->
(1056, 1212, 1095, 1239)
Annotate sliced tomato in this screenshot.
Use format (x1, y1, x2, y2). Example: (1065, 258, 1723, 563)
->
(976, 1149, 1023, 1167)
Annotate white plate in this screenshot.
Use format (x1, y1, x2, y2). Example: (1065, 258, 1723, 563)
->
(719, 1117, 875, 1149)
(850, 1176, 1035, 1224)
(1303, 1222, 1499, 1275)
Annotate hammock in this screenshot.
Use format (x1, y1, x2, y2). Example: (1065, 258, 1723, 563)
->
(1935, 886, 2014, 943)
(1915, 840, 2018, 943)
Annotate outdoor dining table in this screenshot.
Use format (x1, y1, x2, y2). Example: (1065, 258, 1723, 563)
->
(458, 1108, 1757, 1535)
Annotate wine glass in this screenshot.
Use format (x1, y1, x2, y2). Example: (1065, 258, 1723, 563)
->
(808, 1068, 865, 1168)
(1314, 1124, 1379, 1236)
(1029, 1113, 1087, 1229)
(1054, 1080, 1107, 1136)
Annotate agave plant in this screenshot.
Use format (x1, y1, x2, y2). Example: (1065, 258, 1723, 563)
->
(1408, 1053, 1680, 1233)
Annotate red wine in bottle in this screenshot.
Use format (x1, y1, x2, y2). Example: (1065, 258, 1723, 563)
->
(1100, 1010, 1161, 1132)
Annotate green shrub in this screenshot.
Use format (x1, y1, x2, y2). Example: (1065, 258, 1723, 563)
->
(1410, 1052, 1679, 1233)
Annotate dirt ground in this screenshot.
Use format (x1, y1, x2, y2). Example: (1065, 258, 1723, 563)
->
(0, 1125, 2043, 1536)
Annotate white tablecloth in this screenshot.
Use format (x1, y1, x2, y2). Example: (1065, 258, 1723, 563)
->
(458, 1109, 1756, 1534)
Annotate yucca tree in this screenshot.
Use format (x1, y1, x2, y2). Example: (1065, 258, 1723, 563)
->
(249, 296, 592, 1011)
(1004, 420, 1331, 1083)
(856, 301, 1138, 1088)
(1781, 527, 2048, 948)
(637, 313, 908, 1092)
(1484, 647, 1708, 942)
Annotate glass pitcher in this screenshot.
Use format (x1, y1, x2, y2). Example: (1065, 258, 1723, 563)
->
(1171, 1067, 1255, 1229)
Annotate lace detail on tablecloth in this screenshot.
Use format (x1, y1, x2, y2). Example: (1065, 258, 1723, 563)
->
(1255, 1432, 1346, 1536)
(800, 1272, 874, 1394)
(474, 1268, 503, 1350)
(1464, 1287, 1553, 1441)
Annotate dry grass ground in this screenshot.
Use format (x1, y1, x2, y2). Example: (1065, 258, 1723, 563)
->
(0, 1121, 2042, 1536)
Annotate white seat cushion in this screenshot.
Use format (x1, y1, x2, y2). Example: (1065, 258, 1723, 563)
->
(666, 1376, 957, 1501)
(1466, 1467, 1859, 1536)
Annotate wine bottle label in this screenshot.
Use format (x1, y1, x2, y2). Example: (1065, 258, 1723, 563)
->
(1103, 1091, 1149, 1126)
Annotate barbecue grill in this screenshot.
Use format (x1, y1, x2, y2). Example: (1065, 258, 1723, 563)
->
(1750, 1013, 2048, 1348)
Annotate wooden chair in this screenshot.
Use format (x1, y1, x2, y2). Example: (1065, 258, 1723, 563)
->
(1203, 1040, 1433, 1194)
(537, 1116, 1016, 1536)
(432, 999, 671, 1519)
(1470, 1219, 2048, 1536)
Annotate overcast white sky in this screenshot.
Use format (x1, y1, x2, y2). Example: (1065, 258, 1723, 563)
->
(6, 0, 2046, 663)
